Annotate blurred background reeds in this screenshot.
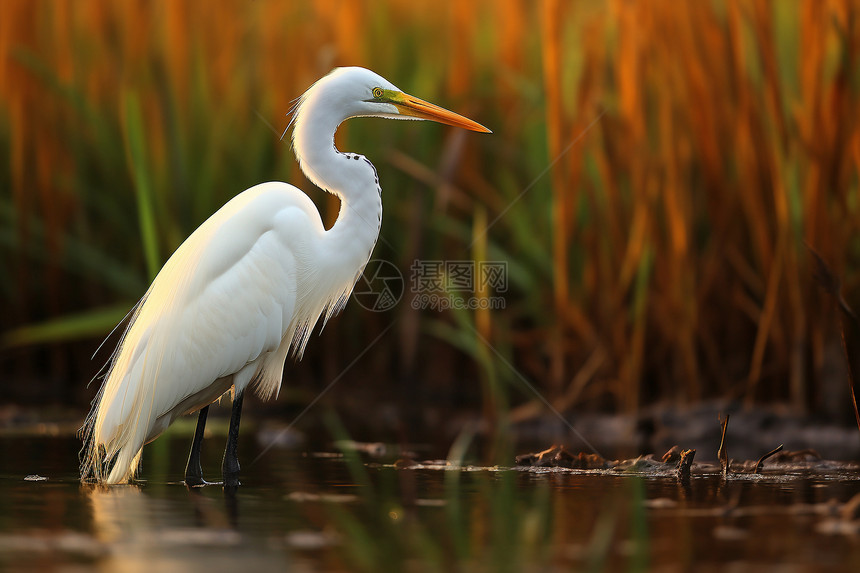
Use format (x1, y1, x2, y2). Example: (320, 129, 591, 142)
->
(2, 0, 860, 440)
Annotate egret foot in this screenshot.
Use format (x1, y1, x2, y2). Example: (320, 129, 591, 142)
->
(184, 405, 210, 487)
(221, 390, 244, 488)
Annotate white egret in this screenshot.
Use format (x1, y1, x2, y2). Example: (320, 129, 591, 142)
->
(80, 67, 490, 486)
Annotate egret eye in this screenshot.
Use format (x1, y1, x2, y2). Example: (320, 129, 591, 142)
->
(372, 87, 384, 99)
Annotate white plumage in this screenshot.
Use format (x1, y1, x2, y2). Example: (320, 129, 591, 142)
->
(80, 67, 489, 485)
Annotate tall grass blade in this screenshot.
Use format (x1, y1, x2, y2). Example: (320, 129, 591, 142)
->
(2, 304, 132, 347)
(122, 91, 161, 280)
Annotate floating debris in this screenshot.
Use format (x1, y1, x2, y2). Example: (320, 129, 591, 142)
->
(677, 449, 696, 478)
(23, 475, 47, 482)
(393, 458, 418, 470)
(515, 445, 606, 469)
(614, 456, 668, 473)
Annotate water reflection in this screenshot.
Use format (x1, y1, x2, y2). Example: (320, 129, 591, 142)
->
(83, 484, 281, 572)
(4, 437, 860, 571)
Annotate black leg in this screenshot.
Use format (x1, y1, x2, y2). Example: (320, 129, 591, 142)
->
(185, 405, 210, 487)
(222, 390, 244, 488)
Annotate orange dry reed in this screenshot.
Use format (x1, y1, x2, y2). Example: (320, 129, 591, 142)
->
(2, 1, 860, 420)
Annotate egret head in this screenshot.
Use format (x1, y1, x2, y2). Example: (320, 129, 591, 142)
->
(291, 67, 491, 134)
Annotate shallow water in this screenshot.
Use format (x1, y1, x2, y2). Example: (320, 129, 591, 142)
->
(2, 434, 860, 572)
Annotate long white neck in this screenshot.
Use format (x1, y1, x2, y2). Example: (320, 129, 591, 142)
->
(291, 97, 383, 282)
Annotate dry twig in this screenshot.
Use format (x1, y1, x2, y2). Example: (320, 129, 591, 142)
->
(754, 444, 784, 474)
(717, 414, 730, 477)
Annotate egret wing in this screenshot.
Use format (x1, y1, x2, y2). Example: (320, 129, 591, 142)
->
(87, 182, 323, 480)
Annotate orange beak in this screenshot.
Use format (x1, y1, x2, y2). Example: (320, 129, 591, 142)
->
(391, 92, 492, 133)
